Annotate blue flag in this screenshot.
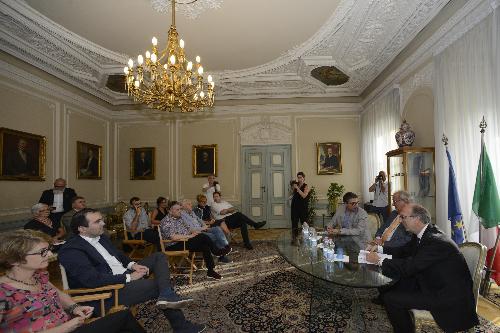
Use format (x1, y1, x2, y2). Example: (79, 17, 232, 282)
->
(446, 147, 465, 244)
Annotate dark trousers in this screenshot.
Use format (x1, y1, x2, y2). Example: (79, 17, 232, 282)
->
(224, 212, 255, 247)
(117, 252, 188, 330)
(50, 211, 65, 225)
(168, 233, 215, 271)
(75, 309, 145, 333)
(380, 277, 433, 333)
(133, 228, 161, 251)
(291, 206, 307, 238)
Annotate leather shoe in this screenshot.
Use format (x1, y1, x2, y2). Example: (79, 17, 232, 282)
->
(254, 221, 266, 229)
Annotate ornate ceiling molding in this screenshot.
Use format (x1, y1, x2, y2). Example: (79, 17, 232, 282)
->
(150, 0, 223, 19)
(0, 0, 449, 105)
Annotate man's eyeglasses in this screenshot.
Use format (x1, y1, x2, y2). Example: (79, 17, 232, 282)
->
(399, 215, 416, 221)
(393, 198, 402, 204)
(26, 245, 54, 258)
(347, 201, 359, 206)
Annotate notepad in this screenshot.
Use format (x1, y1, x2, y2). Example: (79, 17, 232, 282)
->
(357, 250, 392, 264)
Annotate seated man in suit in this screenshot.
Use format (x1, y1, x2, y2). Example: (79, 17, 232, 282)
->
(123, 196, 161, 251)
(327, 192, 370, 247)
(60, 196, 87, 239)
(211, 191, 266, 250)
(368, 190, 413, 250)
(366, 204, 478, 333)
(58, 208, 204, 333)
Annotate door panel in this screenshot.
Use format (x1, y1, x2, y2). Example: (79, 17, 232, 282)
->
(241, 145, 291, 228)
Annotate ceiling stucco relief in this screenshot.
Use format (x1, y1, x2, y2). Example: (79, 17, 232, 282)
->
(240, 116, 292, 146)
(0, 0, 449, 106)
(150, 0, 223, 19)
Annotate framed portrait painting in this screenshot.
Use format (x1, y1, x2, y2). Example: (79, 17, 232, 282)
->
(130, 147, 155, 180)
(192, 144, 217, 177)
(0, 127, 46, 181)
(77, 141, 102, 179)
(317, 142, 342, 175)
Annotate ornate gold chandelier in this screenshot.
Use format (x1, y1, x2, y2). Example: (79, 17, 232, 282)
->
(124, 0, 215, 112)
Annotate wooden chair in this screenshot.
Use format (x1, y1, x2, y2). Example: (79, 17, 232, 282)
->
(410, 241, 487, 332)
(366, 213, 381, 239)
(122, 219, 154, 260)
(59, 264, 125, 317)
(157, 227, 196, 285)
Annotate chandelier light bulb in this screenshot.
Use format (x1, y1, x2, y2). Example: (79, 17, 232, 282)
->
(194, 94, 198, 100)
(134, 80, 140, 88)
(145, 51, 151, 59)
(170, 55, 176, 65)
(207, 75, 212, 82)
(196, 56, 201, 63)
(128, 59, 134, 68)
(123, 66, 129, 74)
(198, 66, 204, 75)
(187, 61, 193, 71)
(163, 64, 168, 70)
(137, 55, 144, 65)
(179, 39, 185, 49)
(210, 81, 215, 88)
(151, 53, 157, 63)
(200, 91, 205, 98)
(152, 37, 158, 46)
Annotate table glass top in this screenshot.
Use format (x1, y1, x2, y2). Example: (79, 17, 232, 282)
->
(276, 232, 393, 288)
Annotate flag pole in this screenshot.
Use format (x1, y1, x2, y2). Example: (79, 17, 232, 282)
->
(479, 116, 500, 296)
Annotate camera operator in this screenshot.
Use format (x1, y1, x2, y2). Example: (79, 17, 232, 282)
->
(202, 174, 221, 206)
(290, 171, 310, 240)
(368, 171, 389, 223)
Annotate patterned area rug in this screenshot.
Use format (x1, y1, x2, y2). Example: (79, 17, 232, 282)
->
(135, 241, 498, 333)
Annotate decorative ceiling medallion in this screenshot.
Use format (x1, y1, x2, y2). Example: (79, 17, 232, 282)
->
(310, 66, 349, 86)
(105, 75, 126, 94)
(150, 0, 223, 19)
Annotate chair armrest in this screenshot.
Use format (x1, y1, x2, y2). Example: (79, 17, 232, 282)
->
(72, 292, 112, 303)
(64, 284, 124, 295)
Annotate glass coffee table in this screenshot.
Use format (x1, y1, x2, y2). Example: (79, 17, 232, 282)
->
(276, 232, 394, 332)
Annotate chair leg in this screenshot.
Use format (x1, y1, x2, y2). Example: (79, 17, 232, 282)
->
(189, 253, 195, 285)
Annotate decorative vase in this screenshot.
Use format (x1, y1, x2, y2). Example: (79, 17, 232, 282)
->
(395, 120, 415, 147)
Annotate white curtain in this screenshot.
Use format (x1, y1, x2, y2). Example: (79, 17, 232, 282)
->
(434, 4, 500, 240)
(361, 88, 401, 202)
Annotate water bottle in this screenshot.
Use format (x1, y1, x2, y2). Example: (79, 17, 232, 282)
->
(336, 247, 344, 260)
(302, 222, 309, 238)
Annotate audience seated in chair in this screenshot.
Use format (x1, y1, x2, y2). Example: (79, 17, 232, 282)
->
(61, 196, 87, 240)
(123, 196, 161, 251)
(194, 194, 230, 235)
(58, 208, 204, 333)
(24, 203, 65, 243)
(366, 204, 479, 333)
(211, 191, 266, 250)
(327, 192, 370, 247)
(0, 229, 145, 333)
(151, 196, 169, 227)
(181, 199, 232, 264)
(160, 201, 228, 280)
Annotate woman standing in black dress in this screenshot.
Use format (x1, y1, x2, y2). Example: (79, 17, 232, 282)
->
(290, 171, 310, 239)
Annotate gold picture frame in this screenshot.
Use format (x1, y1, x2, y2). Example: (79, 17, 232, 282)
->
(130, 147, 155, 180)
(77, 141, 102, 179)
(317, 142, 342, 175)
(0, 127, 46, 181)
(192, 144, 217, 177)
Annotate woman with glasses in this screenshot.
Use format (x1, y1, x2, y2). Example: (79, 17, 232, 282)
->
(0, 229, 145, 333)
(24, 203, 65, 243)
(326, 192, 371, 246)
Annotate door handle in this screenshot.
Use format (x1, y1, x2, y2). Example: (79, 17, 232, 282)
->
(261, 186, 266, 193)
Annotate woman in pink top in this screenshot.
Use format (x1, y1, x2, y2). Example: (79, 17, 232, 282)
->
(0, 229, 145, 333)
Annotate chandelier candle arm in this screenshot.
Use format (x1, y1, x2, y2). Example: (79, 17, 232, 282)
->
(124, 0, 214, 112)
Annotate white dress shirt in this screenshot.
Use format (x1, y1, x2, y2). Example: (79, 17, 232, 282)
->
(202, 183, 221, 206)
(53, 192, 64, 212)
(211, 200, 234, 220)
(80, 235, 135, 282)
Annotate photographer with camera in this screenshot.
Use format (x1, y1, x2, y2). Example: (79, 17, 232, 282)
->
(290, 171, 310, 240)
(202, 174, 221, 206)
(368, 170, 389, 223)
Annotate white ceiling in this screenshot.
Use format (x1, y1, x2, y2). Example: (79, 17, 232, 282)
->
(0, 0, 450, 106)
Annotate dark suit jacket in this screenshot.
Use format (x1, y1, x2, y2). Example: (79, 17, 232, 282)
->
(58, 235, 132, 289)
(39, 187, 77, 213)
(134, 158, 151, 177)
(375, 210, 412, 248)
(383, 224, 478, 331)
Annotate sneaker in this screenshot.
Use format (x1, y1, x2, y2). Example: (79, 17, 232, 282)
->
(218, 255, 232, 264)
(206, 270, 222, 280)
(156, 294, 194, 309)
(211, 246, 232, 257)
(254, 221, 266, 229)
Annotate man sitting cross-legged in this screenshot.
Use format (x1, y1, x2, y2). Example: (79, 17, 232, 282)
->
(211, 191, 266, 250)
(58, 208, 204, 333)
(160, 201, 227, 280)
(181, 199, 232, 264)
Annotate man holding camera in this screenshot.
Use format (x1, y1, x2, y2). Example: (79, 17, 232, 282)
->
(202, 174, 220, 206)
(368, 171, 389, 223)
